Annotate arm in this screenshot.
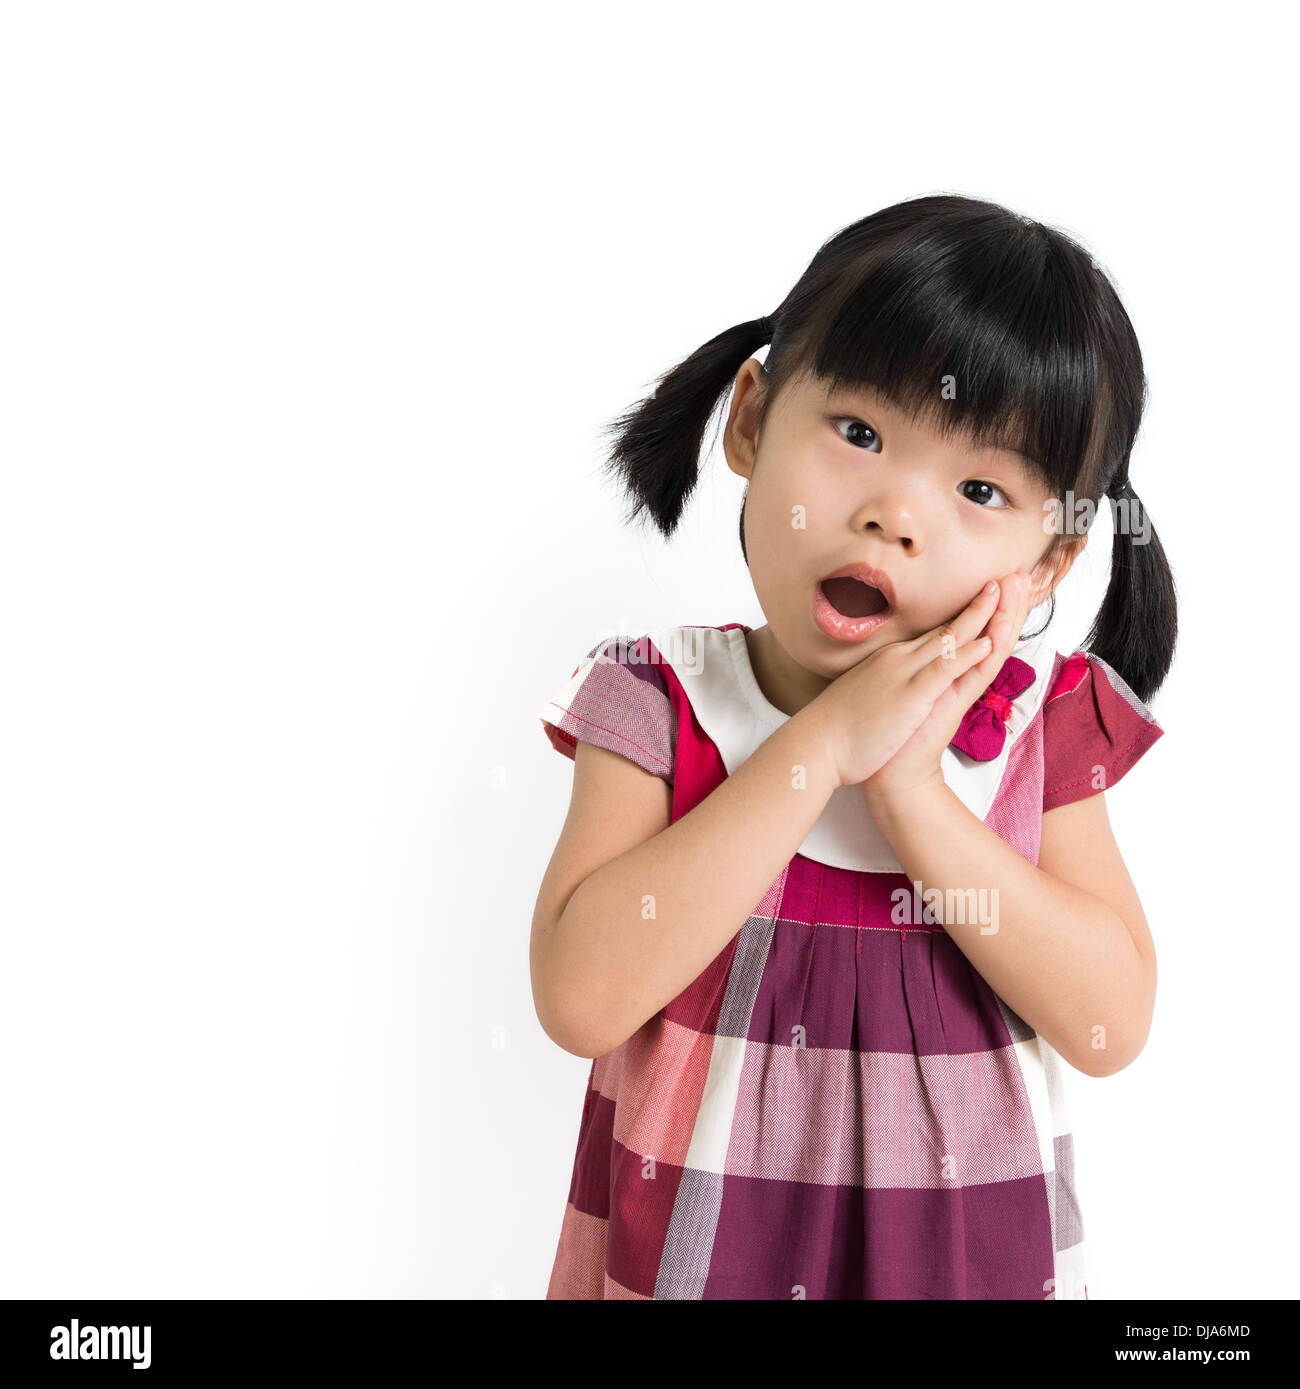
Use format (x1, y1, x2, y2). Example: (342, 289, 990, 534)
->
(530, 708, 837, 1059)
(862, 774, 1157, 1078)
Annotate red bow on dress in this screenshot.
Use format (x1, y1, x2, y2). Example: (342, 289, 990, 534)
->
(950, 655, 1035, 760)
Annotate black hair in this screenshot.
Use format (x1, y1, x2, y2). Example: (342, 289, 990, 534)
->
(598, 193, 1177, 703)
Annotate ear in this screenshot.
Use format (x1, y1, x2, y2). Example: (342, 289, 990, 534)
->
(722, 359, 766, 482)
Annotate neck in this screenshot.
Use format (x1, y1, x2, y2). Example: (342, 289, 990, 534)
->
(743, 625, 835, 717)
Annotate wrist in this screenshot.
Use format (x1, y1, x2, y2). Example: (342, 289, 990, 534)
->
(863, 769, 948, 822)
(784, 703, 843, 794)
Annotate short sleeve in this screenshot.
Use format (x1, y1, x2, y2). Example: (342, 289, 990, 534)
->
(538, 634, 677, 782)
(1041, 651, 1165, 811)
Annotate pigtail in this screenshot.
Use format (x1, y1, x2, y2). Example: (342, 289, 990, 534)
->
(1081, 475, 1179, 704)
(599, 315, 773, 537)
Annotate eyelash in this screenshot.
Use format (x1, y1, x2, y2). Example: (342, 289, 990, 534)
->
(830, 417, 1014, 509)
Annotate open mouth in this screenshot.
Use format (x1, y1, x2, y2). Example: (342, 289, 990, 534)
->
(811, 568, 896, 644)
(819, 575, 890, 619)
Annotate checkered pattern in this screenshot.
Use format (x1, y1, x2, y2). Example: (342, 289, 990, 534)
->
(538, 626, 1164, 1299)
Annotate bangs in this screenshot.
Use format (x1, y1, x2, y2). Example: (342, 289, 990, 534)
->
(787, 216, 1114, 493)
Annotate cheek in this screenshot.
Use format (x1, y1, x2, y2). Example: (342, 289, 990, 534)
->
(750, 453, 838, 536)
(973, 522, 1045, 585)
(746, 473, 800, 543)
(741, 480, 820, 600)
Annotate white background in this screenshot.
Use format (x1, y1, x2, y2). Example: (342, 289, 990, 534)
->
(0, 1, 1293, 1300)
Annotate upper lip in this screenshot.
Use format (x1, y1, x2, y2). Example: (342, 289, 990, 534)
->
(818, 562, 898, 612)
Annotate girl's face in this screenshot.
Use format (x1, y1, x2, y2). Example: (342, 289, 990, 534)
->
(723, 360, 1082, 707)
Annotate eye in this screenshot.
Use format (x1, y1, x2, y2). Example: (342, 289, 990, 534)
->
(961, 479, 1012, 509)
(832, 417, 881, 450)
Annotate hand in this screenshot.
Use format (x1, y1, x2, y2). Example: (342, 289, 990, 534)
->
(803, 580, 1007, 790)
(861, 570, 1038, 804)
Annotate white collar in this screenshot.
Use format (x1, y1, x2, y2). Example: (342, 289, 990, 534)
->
(645, 624, 1059, 874)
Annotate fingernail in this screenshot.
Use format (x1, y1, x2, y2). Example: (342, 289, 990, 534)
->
(983, 580, 998, 595)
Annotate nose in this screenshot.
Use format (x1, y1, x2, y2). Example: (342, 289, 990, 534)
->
(862, 518, 914, 550)
(854, 497, 920, 551)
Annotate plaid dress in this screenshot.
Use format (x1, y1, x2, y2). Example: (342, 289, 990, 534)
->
(537, 623, 1164, 1300)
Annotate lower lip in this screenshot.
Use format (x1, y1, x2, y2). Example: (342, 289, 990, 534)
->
(812, 581, 894, 643)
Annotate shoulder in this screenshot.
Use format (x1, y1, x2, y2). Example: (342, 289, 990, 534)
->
(537, 628, 703, 781)
(1040, 649, 1165, 811)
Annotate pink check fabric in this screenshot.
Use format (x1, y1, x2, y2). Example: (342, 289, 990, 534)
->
(537, 624, 1164, 1299)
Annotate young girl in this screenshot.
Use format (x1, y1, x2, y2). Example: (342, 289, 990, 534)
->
(531, 193, 1177, 1301)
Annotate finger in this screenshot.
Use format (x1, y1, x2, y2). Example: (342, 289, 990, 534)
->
(989, 572, 1032, 656)
(960, 577, 1033, 692)
(1013, 572, 1038, 637)
(913, 580, 1002, 662)
(947, 643, 1007, 708)
(985, 605, 1015, 660)
(916, 633, 994, 697)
